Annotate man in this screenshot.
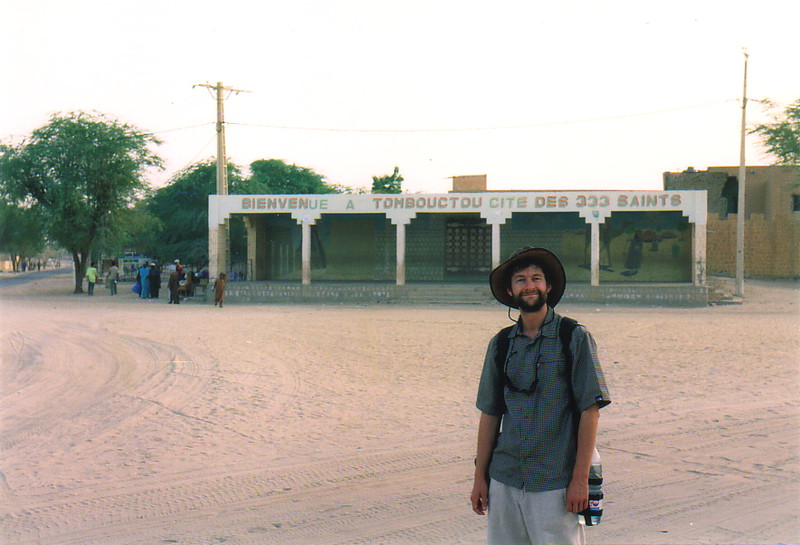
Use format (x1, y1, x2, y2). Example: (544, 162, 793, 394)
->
(107, 259, 120, 295)
(85, 262, 98, 296)
(168, 268, 181, 304)
(471, 247, 611, 545)
(138, 263, 151, 299)
(149, 262, 161, 299)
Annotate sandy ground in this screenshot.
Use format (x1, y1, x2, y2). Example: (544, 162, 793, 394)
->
(0, 269, 798, 545)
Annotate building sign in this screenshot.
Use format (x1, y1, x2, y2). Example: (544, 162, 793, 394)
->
(212, 191, 706, 227)
(234, 192, 688, 213)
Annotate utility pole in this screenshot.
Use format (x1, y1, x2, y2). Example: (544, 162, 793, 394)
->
(194, 81, 249, 281)
(735, 51, 748, 298)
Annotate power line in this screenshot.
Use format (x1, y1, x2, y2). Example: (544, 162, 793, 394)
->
(225, 98, 740, 134)
(149, 122, 214, 135)
(2, 122, 214, 144)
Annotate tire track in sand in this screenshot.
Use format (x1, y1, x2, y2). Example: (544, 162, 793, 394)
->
(2, 445, 481, 545)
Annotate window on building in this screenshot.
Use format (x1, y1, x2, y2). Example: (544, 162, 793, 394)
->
(793, 194, 800, 212)
(721, 177, 739, 216)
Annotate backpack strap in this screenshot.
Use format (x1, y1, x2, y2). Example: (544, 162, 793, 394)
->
(559, 317, 579, 380)
(493, 325, 515, 414)
(493, 325, 516, 376)
(558, 317, 582, 437)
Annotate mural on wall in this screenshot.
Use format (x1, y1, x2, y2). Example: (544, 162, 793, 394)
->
(306, 214, 395, 281)
(572, 211, 692, 283)
(502, 211, 691, 283)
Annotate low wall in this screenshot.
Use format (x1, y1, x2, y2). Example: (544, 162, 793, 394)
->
(201, 282, 708, 307)
(707, 213, 800, 277)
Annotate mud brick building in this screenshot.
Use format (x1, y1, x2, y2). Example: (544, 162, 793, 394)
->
(664, 165, 799, 278)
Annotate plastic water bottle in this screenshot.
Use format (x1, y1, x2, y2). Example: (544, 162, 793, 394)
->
(578, 449, 603, 526)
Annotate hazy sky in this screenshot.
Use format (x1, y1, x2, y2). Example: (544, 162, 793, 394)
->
(2, 0, 798, 193)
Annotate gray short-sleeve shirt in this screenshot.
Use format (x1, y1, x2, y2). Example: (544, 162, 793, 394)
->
(476, 308, 611, 492)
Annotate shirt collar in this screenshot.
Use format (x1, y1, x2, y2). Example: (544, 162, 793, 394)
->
(508, 306, 557, 339)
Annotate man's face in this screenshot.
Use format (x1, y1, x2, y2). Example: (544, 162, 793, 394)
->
(507, 264, 551, 313)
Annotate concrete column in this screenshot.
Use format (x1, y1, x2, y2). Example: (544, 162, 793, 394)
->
(208, 225, 229, 281)
(693, 222, 707, 286)
(492, 223, 501, 269)
(301, 221, 311, 285)
(386, 212, 415, 286)
(591, 222, 600, 286)
(207, 195, 228, 282)
(396, 222, 406, 286)
(480, 211, 511, 270)
(244, 216, 257, 281)
(208, 223, 220, 281)
(681, 191, 708, 287)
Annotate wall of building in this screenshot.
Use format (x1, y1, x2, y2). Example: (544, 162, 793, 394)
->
(451, 174, 487, 192)
(213, 280, 709, 307)
(407, 214, 448, 281)
(663, 168, 732, 217)
(707, 213, 800, 277)
(665, 165, 799, 278)
(313, 214, 395, 281)
(248, 209, 697, 283)
(705, 165, 797, 219)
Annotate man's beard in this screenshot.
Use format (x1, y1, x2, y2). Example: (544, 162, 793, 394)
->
(513, 289, 547, 313)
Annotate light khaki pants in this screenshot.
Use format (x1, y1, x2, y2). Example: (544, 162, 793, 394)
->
(487, 479, 585, 545)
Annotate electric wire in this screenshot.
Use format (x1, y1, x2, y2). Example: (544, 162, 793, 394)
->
(149, 122, 215, 135)
(225, 98, 741, 134)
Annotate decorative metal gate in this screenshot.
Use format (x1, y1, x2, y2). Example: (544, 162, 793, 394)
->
(445, 217, 491, 277)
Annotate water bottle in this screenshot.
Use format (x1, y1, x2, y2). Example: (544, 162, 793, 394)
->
(578, 449, 603, 526)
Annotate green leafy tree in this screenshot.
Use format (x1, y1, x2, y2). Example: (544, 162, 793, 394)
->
(247, 159, 341, 194)
(371, 166, 403, 194)
(146, 160, 246, 268)
(101, 200, 163, 258)
(752, 98, 800, 166)
(0, 203, 46, 271)
(0, 111, 162, 292)
(145, 158, 343, 272)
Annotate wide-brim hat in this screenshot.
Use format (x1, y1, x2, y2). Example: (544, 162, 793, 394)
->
(489, 247, 566, 308)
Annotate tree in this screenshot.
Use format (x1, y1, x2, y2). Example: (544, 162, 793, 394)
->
(371, 166, 404, 194)
(145, 158, 342, 272)
(146, 160, 238, 268)
(0, 203, 46, 271)
(101, 200, 163, 258)
(247, 159, 341, 194)
(0, 111, 162, 292)
(752, 98, 800, 166)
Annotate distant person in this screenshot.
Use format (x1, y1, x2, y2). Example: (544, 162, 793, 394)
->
(184, 270, 195, 298)
(471, 247, 611, 545)
(213, 272, 227, 308)
(174, 259, 183, 277)
(107, 260, 120, 295)
(85, 263, 99, 296)
(138, 263, 151, 299)
(149, 263, 161, 299)
(168, 268, 181, 304)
